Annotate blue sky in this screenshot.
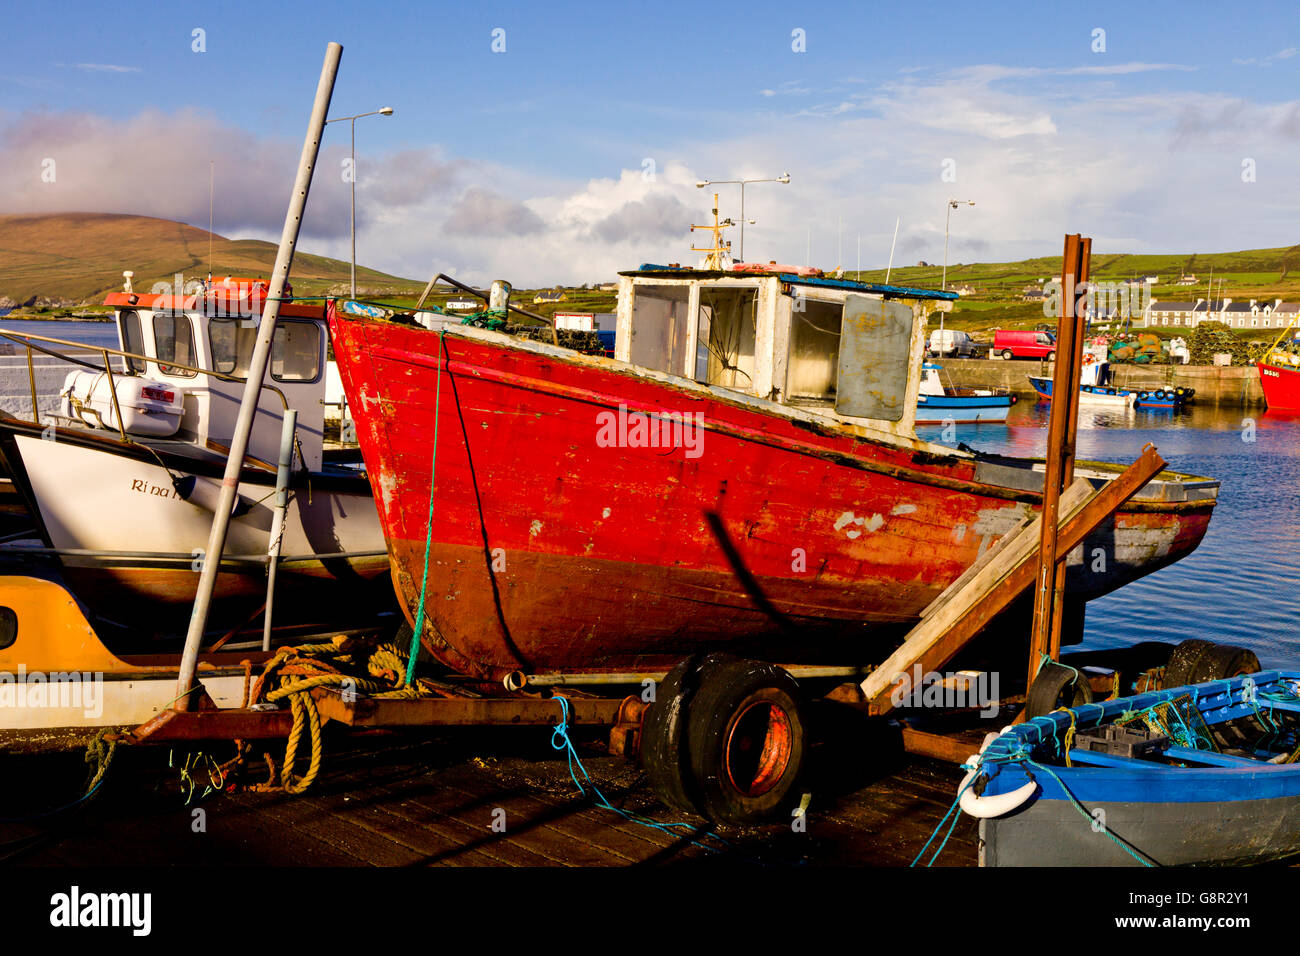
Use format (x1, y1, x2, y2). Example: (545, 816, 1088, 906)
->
(5, 0, 1300, 285)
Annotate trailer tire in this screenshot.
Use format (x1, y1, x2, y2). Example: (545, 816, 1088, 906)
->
(685, 658, 807, 825)
(1162, 638, 1217, 689)
(1025, 661, 1094, 719)
(639, 653, 717, 815)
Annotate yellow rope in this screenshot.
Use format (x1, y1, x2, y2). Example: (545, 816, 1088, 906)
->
(1053, 706, 1079, 767)
(251, 635, 434, 794)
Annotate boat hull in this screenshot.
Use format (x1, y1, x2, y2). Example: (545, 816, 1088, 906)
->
(0, 422, 395, 635)
(977, 671, 1300, 866)
(982, 793, 1300, 867)
(330, 313, 1217, 679)
(1258, 362, 1300, 411)
(915, 394, 1012, 425)
(1028, 376, 1136, 408)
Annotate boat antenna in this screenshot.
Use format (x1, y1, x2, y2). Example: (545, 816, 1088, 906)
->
(208, 159, 215, 285)
(690, 193, 734, 270)
(886, 216, 900, 284)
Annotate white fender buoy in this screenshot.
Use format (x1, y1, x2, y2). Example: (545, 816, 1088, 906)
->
(957, 750, 1038, 820)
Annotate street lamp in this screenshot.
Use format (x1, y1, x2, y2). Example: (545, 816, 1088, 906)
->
(695, 173, 790, 261)
(326, 107, 394, 298)
(940, 199, 975, 349)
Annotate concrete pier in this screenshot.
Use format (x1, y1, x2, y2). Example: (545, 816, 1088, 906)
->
(939, 358, 1265, 406)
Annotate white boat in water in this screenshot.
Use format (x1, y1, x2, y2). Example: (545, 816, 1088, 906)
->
(1028, 358, 1136, 409)
(0, 276, 396, 641)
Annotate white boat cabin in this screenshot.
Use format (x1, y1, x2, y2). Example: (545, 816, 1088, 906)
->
(614, 267, 955, 439)
(100, 277, 328, 470)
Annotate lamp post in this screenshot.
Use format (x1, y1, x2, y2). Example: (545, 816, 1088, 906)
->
(326, 107, 394, 297)
(695, 173, 790, 262)
(940, 198, 975, 348)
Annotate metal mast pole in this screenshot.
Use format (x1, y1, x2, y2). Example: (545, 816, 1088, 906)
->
(174, 41, 342, 709)
(349, 117, 356, 298)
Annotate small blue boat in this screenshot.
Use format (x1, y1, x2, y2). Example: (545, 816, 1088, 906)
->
(915, 363, 1015, 424)
(1029, 360, 1192, 410)
(966, 668, 1300, 866)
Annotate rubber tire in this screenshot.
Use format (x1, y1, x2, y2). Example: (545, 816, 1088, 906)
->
(685, 658, 807, 826)
(1001, 349, 1014, 360)
(640, 653, 738, 815)
(1190, 643, 1261, 683)
(1162, 638, 1217, 689)
(1047, 351, 1056, 362)
(1025, 661, 1094, 719)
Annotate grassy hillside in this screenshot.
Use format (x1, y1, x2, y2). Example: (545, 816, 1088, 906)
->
(0, 212, 423, 304)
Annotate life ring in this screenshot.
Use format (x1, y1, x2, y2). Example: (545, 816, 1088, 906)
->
(1082, 354, 1097, 365)
(957, 732, 1037, 819)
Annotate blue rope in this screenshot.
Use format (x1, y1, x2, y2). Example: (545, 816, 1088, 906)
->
(911, 768, 976, 867)
(0, 776, 107, 823)
(1023, 758, 1156, 867)
(548, 697, 731, 853)
(405, 329, 444, 688)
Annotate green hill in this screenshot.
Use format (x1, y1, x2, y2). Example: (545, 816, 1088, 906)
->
(0, 212, 424, 305)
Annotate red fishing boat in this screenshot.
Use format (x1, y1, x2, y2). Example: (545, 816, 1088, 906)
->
(1258, 361, 1300, 410)
(329, 267, 1218, 681)
(1256, 325, 1300, 410)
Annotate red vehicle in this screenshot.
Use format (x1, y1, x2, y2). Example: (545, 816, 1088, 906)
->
(995, 328, 1056, 360)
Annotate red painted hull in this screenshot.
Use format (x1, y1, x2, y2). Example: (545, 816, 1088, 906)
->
(329, 310, 1216, 680)
(1259, 363, 1300, 411)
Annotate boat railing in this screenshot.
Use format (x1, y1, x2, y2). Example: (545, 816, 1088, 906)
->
(0, 329, 296, 453)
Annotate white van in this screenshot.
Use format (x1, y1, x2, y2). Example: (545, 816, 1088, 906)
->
(928, 329, 977, 358)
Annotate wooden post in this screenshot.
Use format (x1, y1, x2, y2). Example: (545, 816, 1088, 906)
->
(1047, 237, 1092, 659)
(1027, 234, 1089, 689)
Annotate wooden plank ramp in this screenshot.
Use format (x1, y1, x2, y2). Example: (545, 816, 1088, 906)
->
(862, 476, 1096, 707)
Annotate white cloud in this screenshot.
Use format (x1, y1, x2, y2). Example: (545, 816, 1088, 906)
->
(1234, 47, 1297, 66)
(67, 63, 141, 73)
(10, 59, 1300, 289)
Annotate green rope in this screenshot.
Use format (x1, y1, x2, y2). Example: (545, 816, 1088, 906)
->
(1023, 757, 1157, 866)
(460, 309, 507, 330)
(405, 329, 445, 687)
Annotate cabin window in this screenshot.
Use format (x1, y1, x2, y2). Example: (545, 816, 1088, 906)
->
(695, 287, 757, 391)
(786, 298, 843, 403)
(118, 310, 145, 374)
(209, 317, 257, 377)
(208, 318, 322, 382)
(629, 285, 690, 374)
(271, 320, 322, 382)
(152, 312, 197, 377)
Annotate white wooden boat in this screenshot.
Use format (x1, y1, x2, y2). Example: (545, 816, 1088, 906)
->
(0, 278, 395, 641)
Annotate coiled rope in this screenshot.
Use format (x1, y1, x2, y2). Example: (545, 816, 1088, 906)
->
(249, 635, 432, 794)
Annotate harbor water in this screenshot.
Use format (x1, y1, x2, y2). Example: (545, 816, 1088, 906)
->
(919, 401, 1295, 667)
(0, 319, 122, 419)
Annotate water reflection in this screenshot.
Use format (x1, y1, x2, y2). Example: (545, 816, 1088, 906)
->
(916, 399, 1300, 667)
